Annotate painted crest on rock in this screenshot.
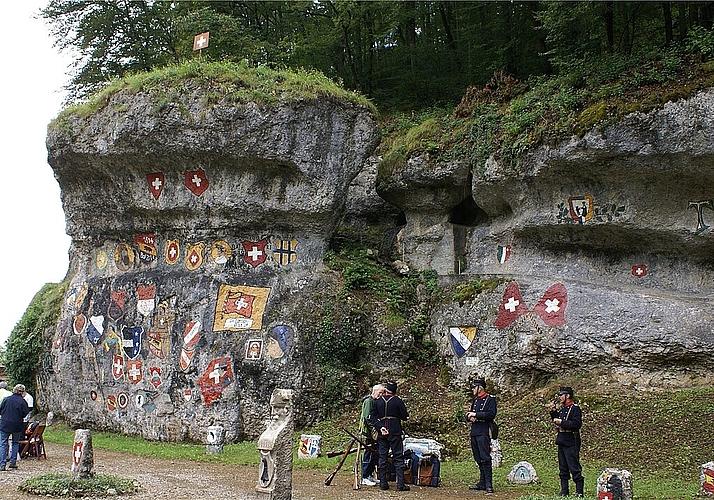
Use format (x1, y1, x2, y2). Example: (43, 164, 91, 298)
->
(179, 320, 202, 372)
(112, 354, 124, 380)
(185, 242, 205, 271)
(497, 245, 511, 264)
(197, 357, 234, 406)
(106, 395, 117, 412)
(568, 194, 594, 224)
(147, 172, 165, 200)
(631, 264, 647, 277)
(86, 315, 105, 346)
(148, 297, 176, 359)
(273, 238, 298, 265)
(245, 339, 263, 360)
(211, 240, 232, 264)
(117, 391, 129, 410)
(184, 168, 209, 196)
(242, 239, 268, 268)
(214, 284, 270, 331)
(96, 250, 108, 270)
(449, 326, 477, 357)
(135, 390, 158, 413)
(108, 290, 127, 322)
(121, 325, 143, 359)
(149, 366, 162, 388)
(268, 325, 294, 359)
(127, 359, 143, 384)
(136, 284, 156, 317)
(114, 242, 135, 271)
(494, 282, 529, 329)
(165, 239, 180, 265)
(135, 233, 157, 266)
(73, 314, 87, 335)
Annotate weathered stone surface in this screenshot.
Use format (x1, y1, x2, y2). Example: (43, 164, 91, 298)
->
(384, 89, 714, 391)
(41, 82, 385, 441)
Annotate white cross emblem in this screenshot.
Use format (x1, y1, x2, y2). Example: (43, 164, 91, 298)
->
(504, 297, 520, 313)
(128, 365, 141, 381)
(635, 267, 644, 275)
(151, 177, 162, 191)
(247, 246, 263, 261)
(73, 444, 83, 464)
(113, 359, 123, 375)
(233, 297, 249, 311)
(191, 174, 202, 187)
(169, 246, 177, 259)
(196, 35, 207, 48)
(190, 253, 199, 264)
(209, 366, 225, 384)
(544, 298, 560, 314)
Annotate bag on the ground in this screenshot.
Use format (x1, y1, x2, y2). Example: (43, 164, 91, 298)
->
(410, 453, 440, 486)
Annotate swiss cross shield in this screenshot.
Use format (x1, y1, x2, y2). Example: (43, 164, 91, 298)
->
(184, 169, 209, 196)
(121, 325, 143, 359)
(197, 357, 234, 406)
(494, 282, 529, 329)
(223, 290, 254, 317)
(112, 355, 124, 380)
(73, 442, 83, 466)
(242, 239, 267, 268)
(127, 359, 143, 384)
(165, 239, 180, 265)
(185, 242, 205, 271)
(631, 264, 647, 277)
(136, 284, 156, 317)
(532, 283, 568, 326)
(147, 172, 165, 199)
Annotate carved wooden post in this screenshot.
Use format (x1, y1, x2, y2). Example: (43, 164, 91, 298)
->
(256, 389, 294, 500)
(71, 429, 94, 479)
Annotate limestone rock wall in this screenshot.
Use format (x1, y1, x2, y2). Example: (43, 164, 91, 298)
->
(42, 84, 380, 441)
(379, 89, 714, 391)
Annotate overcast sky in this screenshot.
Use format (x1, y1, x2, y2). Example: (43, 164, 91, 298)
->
(0, 1, 73, 346)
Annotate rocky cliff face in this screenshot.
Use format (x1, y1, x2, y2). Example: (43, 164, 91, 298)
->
(42, 72, 714, 442)
(43, 81, 382, 441)
(379, 89, 714, 391)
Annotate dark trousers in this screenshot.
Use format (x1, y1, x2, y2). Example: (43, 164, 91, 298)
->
(470, 434, 493, 488)
(361, 437, 378, 478)
(377, 433, 405, 487)
(558, 443, 584, 484)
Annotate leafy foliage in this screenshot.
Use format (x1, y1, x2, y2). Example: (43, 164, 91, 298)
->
(19, 473, 138, 498)
(5, 282, 67, 395)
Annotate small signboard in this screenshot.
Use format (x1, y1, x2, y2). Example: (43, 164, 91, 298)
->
(193, 32, 209, 51)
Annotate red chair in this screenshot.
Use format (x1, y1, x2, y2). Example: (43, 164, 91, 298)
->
(18, 424, 47, 459)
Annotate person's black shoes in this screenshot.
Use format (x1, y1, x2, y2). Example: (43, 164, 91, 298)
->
(485, 487, 494, 493)
(380, 483, 389, 490)
(397, 484, 410, 491)
(8, 463, 18, 469)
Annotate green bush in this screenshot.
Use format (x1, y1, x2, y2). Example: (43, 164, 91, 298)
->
(19, 473, 138, 497)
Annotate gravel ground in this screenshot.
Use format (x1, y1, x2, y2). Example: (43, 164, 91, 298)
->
(0, 443, 524, 499)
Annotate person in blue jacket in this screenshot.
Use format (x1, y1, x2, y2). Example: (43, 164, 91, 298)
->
(549, 386, 583, 497)
(369, 380, 410, 491)
(0, 384, 30, 471)
(466, 378, 497, 493)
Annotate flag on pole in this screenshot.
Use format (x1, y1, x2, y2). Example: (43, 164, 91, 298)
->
(193, 32, 209, 51)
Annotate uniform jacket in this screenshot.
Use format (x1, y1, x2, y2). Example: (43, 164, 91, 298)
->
(467, 393, 497, 437)
(0, 393, 30, 433)
(550, 401, 582, 446)
(369, 393, 409, 436)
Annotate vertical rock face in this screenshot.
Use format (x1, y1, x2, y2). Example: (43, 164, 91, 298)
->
(43, 80, 380, 441)
(379, 89, 714, 391)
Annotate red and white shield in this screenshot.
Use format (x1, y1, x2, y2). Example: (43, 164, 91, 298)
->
(112, 355, 124, 380)
(127, 359, 143, 384)
(184, 169, 209, 196)
(242, 239, 267, 268)
(183, 320, 201, 349)
(73, 442, 83, 466)
(494, 282, 529, 329)
(136, 284, 156, 317)
(532, 283, 568, 327)
(179, 348, 196, 372)
(147, 172, 165, 199)
(165, 239, 180, 265)
(149, 366, 162, 389)
(631, 264, 647, 277)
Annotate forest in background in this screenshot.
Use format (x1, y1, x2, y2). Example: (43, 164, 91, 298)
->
(42, 1, 714, 110)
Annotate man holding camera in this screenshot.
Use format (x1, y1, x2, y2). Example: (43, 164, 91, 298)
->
(549, 386, 584, 497)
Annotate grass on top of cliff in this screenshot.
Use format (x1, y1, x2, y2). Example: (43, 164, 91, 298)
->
(51, 59, 375, 126)
(377, 52, 714, 186)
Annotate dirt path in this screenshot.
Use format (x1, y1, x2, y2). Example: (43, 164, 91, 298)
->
(0, 443, 530, 499)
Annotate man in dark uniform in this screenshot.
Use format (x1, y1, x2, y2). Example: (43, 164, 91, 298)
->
(369, 380, 410, 491)
(0, 384, 30, 471)
(549, 386, 584, 497)
(466, 378, 497, 494)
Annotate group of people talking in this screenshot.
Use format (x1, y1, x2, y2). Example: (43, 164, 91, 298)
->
(358, 377, 583, 497)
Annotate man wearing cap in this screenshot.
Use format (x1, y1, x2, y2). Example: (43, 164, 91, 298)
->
(369, 380, 410, 491)
(0, 384, 30, 471)
(549, 386, 583, 497)
(465, 377, 497, 493)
